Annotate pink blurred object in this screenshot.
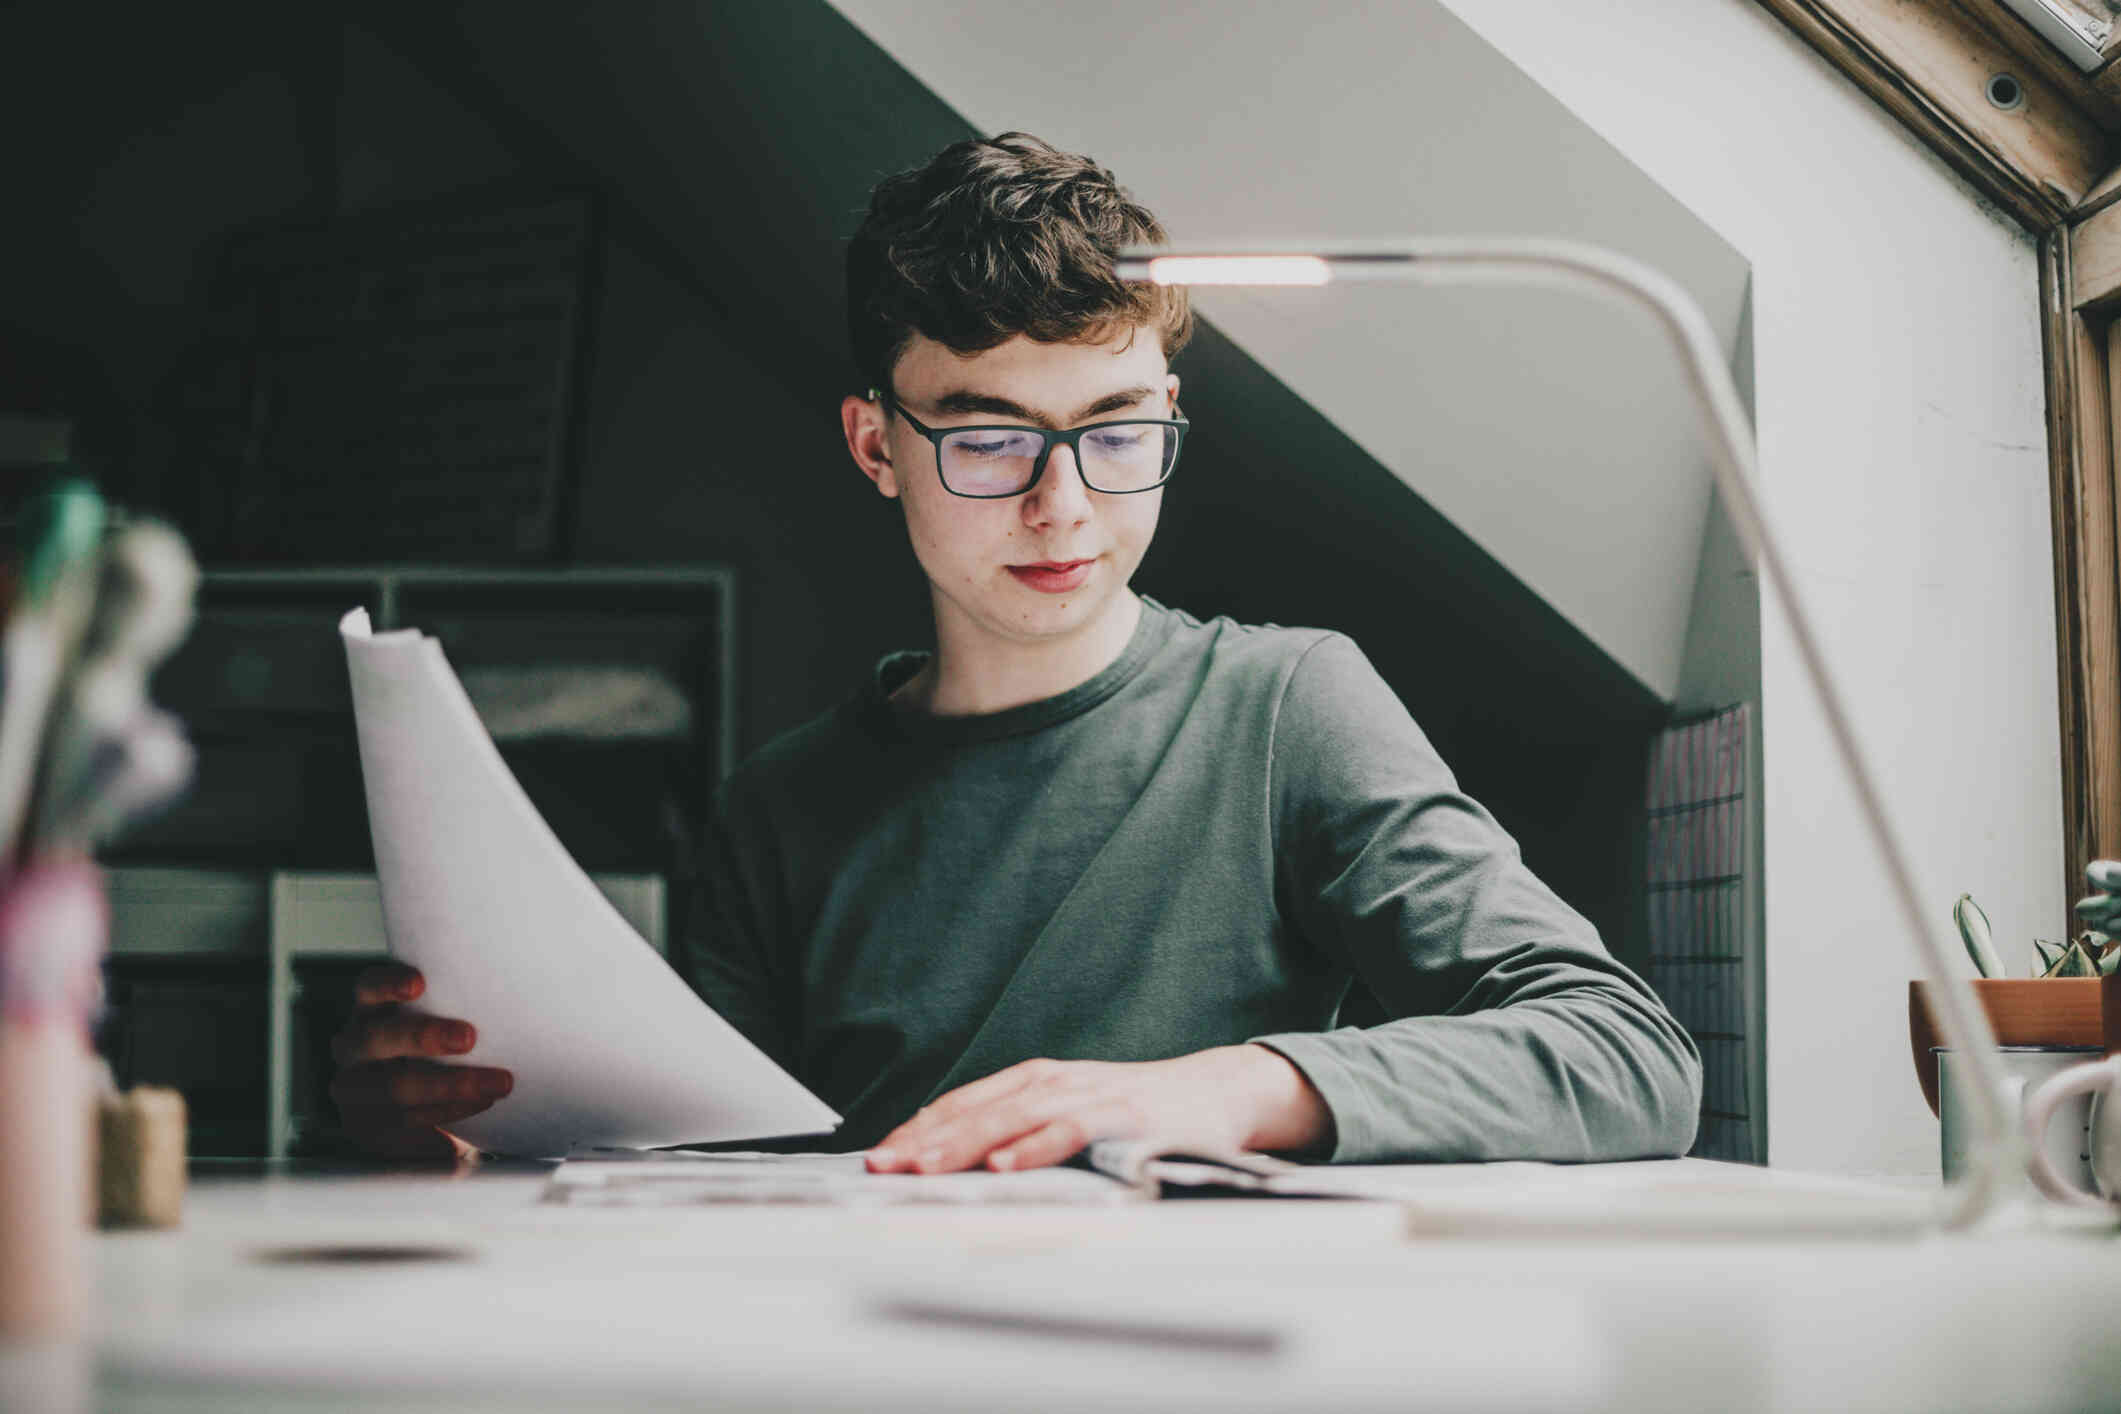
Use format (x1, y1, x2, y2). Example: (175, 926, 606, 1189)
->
(0, 855, 108, 1339)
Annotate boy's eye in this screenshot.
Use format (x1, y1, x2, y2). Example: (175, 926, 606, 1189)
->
(949, 432, 1040, 458)
(1087, 429, 1146, 452)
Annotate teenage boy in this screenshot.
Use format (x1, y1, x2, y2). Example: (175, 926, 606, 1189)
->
(333, 133, 1702, 1171)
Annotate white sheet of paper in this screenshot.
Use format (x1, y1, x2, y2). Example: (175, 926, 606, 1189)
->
(340, 608, 840, 1157)
(547, 1149, 1143, 1206)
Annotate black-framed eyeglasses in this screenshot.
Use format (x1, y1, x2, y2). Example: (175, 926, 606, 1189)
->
(871, 389, 1188, 499)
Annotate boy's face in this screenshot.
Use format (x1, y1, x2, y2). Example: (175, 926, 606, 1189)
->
(843, 326, 1180, 657)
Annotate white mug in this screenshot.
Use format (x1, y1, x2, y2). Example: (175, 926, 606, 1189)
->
(2024, 1053, 2121, 1209)
(1939, 1047, 2097, 1196)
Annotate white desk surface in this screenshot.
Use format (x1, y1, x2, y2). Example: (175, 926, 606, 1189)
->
(77, 1156, 2121, 1413)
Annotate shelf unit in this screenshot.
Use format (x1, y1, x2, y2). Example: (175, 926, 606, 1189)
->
(105, 866, 663, 1159)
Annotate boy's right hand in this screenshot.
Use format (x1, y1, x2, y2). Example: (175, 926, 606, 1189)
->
(329, 962, 513, 1160)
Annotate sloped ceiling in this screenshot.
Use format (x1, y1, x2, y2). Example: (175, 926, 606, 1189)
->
(826, 0, 1751, 703)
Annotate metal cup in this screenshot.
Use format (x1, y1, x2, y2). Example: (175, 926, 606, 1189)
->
(1938, 1046, 2098, 1195)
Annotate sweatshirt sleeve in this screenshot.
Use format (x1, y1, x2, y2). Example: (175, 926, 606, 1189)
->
(670, 776, 801, 1074)
(1248, 633, 1703, 1163)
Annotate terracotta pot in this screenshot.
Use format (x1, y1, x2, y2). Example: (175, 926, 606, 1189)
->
(1908, 978, 2105, 1117)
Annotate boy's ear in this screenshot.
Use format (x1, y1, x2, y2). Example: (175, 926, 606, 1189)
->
(841, 391, 899, 498)
(1166, 373, 1181, 413)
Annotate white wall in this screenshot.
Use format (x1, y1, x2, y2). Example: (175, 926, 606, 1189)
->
(1396, 1, 2059, 1176)
(831, 0, 2059, 1175)
(826, 0, 1751, 703)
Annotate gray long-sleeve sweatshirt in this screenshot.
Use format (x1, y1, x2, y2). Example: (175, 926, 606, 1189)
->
(676, 596, 1703, 1161)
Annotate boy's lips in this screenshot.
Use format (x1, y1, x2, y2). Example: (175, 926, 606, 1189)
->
(1007, 558, 1095, 593)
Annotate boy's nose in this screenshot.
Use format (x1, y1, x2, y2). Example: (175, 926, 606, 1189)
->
(1025, 445, 1092, 525)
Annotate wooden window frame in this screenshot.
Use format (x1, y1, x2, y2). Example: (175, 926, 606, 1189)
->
(1758, 0, 2121, 918)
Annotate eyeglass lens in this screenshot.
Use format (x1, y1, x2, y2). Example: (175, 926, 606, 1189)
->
(938, 423, 1179, 496)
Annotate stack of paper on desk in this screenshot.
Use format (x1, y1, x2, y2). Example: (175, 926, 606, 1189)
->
(547, 1145, 1942, 1236)
(543, 1142, 1557, 1206)
(339, 608, 841, 1158)
(543, 1142, 1321, 1206)
(547, 1148, 1148, 1206)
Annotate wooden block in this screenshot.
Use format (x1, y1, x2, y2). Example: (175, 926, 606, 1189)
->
(96, 1087, 185, 1229)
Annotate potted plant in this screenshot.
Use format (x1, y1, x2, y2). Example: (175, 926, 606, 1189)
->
(1907, 866, 2121, 1117)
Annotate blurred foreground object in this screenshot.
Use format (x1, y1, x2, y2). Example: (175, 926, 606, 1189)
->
(0, 483, 198, 1357)
(0, 858, 107, 1338)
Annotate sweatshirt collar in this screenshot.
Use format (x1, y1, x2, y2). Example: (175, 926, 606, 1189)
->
(867, 596, 1176, 745)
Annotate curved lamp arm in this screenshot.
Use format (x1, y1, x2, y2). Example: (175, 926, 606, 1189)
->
(1117, 239, 2020, 1231)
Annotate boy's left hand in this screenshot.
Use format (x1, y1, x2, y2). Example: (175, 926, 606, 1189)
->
(865, 1043, 1332, 1174)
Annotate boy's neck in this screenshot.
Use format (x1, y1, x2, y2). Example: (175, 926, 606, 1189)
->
(902, 590, 1145, 718)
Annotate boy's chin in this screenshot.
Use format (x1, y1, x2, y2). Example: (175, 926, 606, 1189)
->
(978, 577, 1123, 634)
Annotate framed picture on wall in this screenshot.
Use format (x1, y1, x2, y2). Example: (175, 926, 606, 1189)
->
(177, 185, 600, 563)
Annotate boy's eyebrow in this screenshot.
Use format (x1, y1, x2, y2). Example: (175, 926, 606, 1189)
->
(927, 385, 1161, 427)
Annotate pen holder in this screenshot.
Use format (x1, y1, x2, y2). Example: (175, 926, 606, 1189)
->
(1936, 1045, 2099, 1192)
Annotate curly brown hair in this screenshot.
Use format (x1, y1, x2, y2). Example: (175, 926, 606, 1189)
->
(846, 133, 1193, 394)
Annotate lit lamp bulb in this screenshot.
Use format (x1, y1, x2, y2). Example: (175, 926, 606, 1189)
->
(1128, 255, 1332, 286)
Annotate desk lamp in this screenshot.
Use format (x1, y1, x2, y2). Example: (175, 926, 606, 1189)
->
(1118, 239, 2020, 1232)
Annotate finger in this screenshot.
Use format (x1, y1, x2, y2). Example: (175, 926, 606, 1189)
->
(989, 1102, 1144, 1173)
(330, 1059, 513, 1113)
(903, 1087, 1095, 1174)
(987, 1120, 1090, 1172)
(868, 1060, 1066, 1169)
(378, 1062, 511, 1112)
(871, 1085, 1054, 1172)
(330, 1012, 476, 1067)
(352, 963, 425, 1008)
(333, 1096, 507, 1155)
(398, 1102, 500, 1136)
(436, 1129, 483, 1164)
